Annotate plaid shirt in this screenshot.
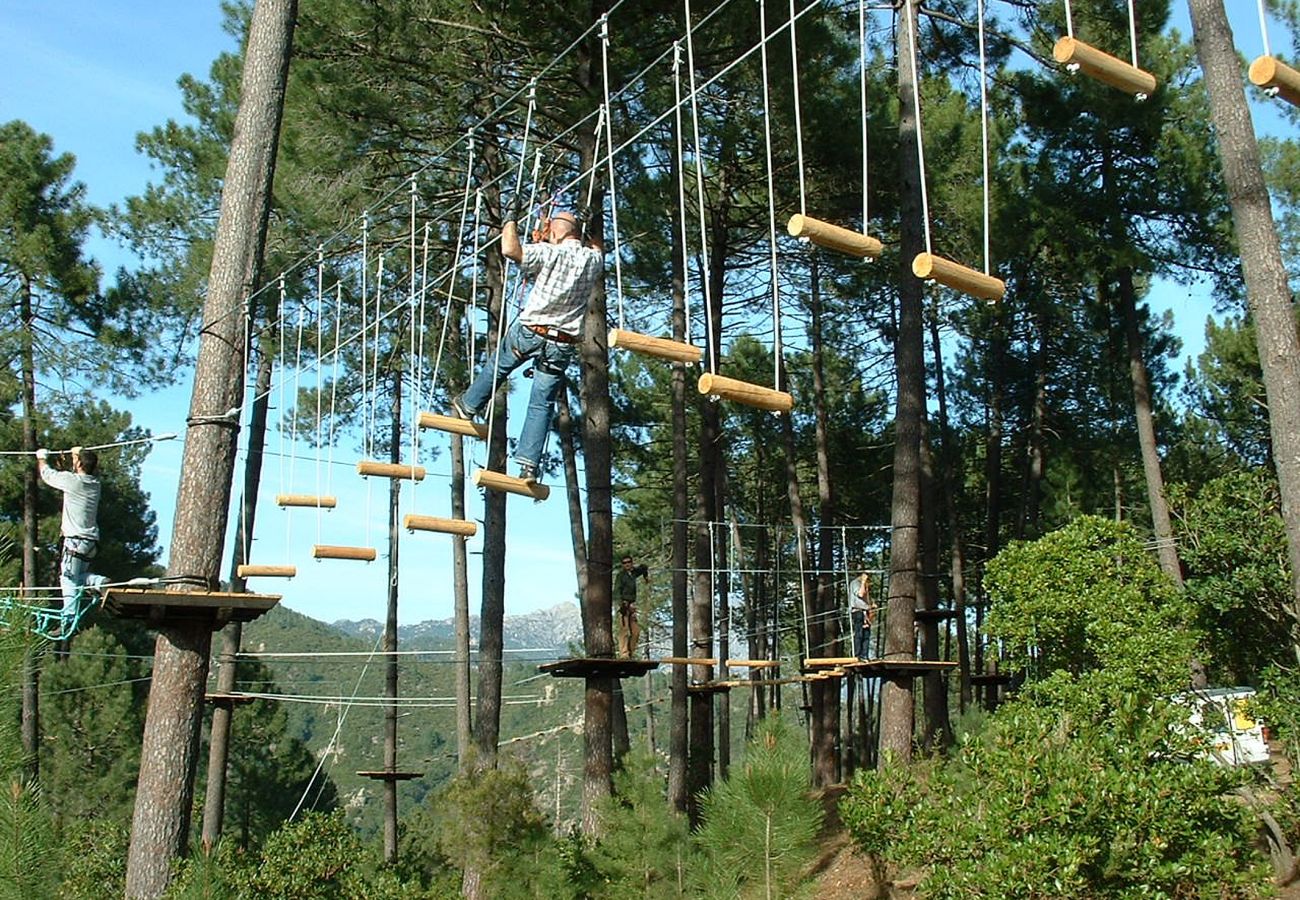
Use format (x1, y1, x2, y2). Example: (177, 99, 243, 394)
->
(518, 238, 603, 336)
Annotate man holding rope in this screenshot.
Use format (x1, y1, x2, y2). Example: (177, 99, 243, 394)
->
(37, 446, 107, 614)
(452, 210, 602, 483)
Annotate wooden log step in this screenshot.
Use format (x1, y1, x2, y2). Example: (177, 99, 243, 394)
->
(804, 656, 860, 668)
(357, 460, 425, 481)
(786, 214, 882, 258)
(403, 514, 477, 537)
(277, 494, 337, 509)
(313, 545, 377, 562)
(237, 564, 297, 578)
(659, 656, 718, 666)
(697, 373, 794, 413)
(1053, 36, 1157, 97)
(1250, 56, 1300, 107)
(608, 328, 703, 364)
(725, 659, 780, 668)
(418, 411, 487, 440)
(473, 468, 550, 500)
(912, 252, 1005, 302)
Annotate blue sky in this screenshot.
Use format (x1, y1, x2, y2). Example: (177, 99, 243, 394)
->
(0, 1, 1289, 624)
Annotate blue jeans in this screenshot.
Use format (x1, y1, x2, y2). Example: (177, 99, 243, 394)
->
(461, 319, 577, 467)
(60, 536, 107, 614)
(851, 609, 870, 659)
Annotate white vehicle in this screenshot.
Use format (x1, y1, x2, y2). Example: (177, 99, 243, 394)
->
(1172, 687, 1271, 767)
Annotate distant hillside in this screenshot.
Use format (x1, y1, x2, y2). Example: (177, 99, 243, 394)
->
(331, 601, 583, 652)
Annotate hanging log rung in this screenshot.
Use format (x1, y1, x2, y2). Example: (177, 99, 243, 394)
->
(608, 328, 703, 364)
(659, 656, 718, 666)
(786, 214, 882, 259)
(403, 514, 477, 537)
(473, 468, 551, 500)
(276, 494, 337, 509)
(357, 460, 425, 481)
(313, 545, 377, 562)
(725, 659, 780, 669)
(418, 411, 488, 440)
(1249, 56, 1300, 108)
(697, 373, 794, 413)
(1053, 36, 1157, 97)
(912, 253, 1005, 302)
(237, 564, 297, 578)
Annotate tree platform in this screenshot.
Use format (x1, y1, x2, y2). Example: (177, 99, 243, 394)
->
(847, 658, 958, 677)
(687, 681, 733, 694)
(204, 691, 256, 706)
(913, 608, 958, 622)
(102, 588, 280, 629)
(538, 657, 660, 679)
(357, 770, 423, 781)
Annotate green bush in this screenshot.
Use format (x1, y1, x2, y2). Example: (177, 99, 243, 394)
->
(590, 749, 692, 898)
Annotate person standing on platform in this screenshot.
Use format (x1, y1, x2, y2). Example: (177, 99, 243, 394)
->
(615, 554, 649, 658)
(451, 210, 602, 484)
(37, 446, 108, 614)
(849, 570, 874, 661)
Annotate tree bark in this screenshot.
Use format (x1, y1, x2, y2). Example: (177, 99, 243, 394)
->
(447, 319, 473, 770)
(382, 366, 401, 864)
(126, 3, 295, 895)
(19, 276, 40, 780)
(668, 144, 691, 814)
(881, 0, 924, 767)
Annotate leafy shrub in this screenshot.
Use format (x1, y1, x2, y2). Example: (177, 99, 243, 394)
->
(590, 749, 692, 898)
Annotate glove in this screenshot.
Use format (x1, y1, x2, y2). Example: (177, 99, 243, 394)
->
(35, 448, 48, 460)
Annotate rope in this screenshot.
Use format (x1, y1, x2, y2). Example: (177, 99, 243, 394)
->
(0, 433, 178, 456)
(788, 0, 807, 217)
(1126, 0, 1140, 71)
(600, 15, 628, 331)
(1259, 0, 1273, 59)
(859, 0, 870, 233)
(315, 249, 325, 510)
(672, 43, 694, 348)
(360, 213, 369, 457)
(408, 175, 420, 512)
(288, 277, 307, 496)
(684, 0, 719, 374)
(326, 282, 342, 504)
(759, 0, 783, 393)
(978, 0, 991, 276)
(905, 0, 934, 256)
(1063, 0, 1074, 41)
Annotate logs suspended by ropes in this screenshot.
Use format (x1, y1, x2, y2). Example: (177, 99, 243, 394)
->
(697, 373, 794, 413)
(403, 514, 477, 537)
(1052, 37, 1157, 98)
(277, 494, 337, 509)
(418, 411, 487, 440)
(786, 214, 882, 259)
(237, 565, 297, 578)
(1249, 56, 1300, 107)
(912, 252, 1005, 302)
(608, 329, 703, 364)
(356, 460, 426, 481)
(473, 468, 551, 500)
(313, 545, 378, 562)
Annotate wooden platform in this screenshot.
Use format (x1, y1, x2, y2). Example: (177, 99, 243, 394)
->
(538, 657, 660, 679)
(103, 588, 280, 628)
(914, 608, 958, 622)
(969, 673, 1013, 686)
(846, 659, 958, 677)
(205, 691, 256, 706)
(688, 682, 732, 694)
(357, 770, 423, 781)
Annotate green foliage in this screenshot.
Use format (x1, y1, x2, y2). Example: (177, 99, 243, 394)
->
(984, 515, 1195, 693)
(589, 749, 691, 898)
(55, 817, 129, 899)
(691, 717, 822, 900)
(1169, 468, 1295, 680)
(841, 694, 1267, 898)
(429, 760, 574, 899)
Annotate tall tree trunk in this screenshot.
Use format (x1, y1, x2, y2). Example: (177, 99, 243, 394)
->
(716, 474, 731, 780)
(447, 321, 473, 770)
(881, 0, 924, 766)
(382, 366, 402, 864)
(1116, 267, 1184, 587)
(557, 385, 588, 606)
(202, 325, 275, 849)
(126, 3, 294, 895)
(19, 276, 40, 780)
(808, 254, 840, 786)
(668, 164, 690, 812)
(919, 421, 951, 750)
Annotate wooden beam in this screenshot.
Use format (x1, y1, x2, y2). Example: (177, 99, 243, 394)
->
(236, 564, 297, 578)
(725, 659, 780, 668)
(473, 468, 551, 500)
(1053, 36, 1157, 97)
(608, 328, 703, 364)
(356, 460, 425, 481)
(659, 656, 718, 666)
(403, 514, 477, 537)
(313, 545, 377, 561)
(697, 373, 794, 413)
(804, 656, 859, 667)
(912, 252, 1005, 302)
(1249, 56, 1300, 108)
(418, 411, 487, 440)
(276, 494, 337, 509)
(786, 214, 882, 258)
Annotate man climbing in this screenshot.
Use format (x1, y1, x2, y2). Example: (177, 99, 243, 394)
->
(37, 446, 108, 614)
(849, 569, 873, 661)
(452, 210, 603, 484)
(615, 554, 649, 658)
